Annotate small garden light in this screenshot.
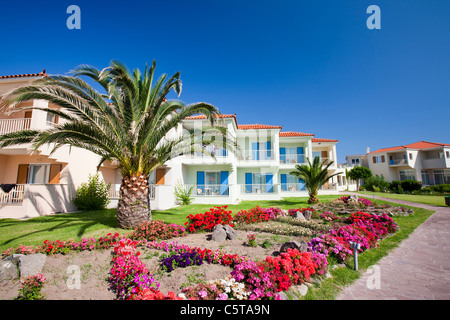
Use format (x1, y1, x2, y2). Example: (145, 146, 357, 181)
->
(349, 242, 361, 270)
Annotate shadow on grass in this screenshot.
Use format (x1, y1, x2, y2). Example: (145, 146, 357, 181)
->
(0, 209, 119, 248)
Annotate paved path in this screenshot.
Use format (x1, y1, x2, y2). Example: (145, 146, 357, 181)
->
(336, 192, 450, 300)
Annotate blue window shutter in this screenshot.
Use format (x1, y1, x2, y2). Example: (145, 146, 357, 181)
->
(281, 174, 287, 191)
(197, 171, 205, 195)
(297, 147, 304, 163)
(280, 147, 286, 163)
(252, 142, 259, 160)
(299, 178, 305, 191)
(266, 173, 273, 193)
(245, 173, 252, 193)
(266, 141, 271, 159)
(220, 171, 229, 196)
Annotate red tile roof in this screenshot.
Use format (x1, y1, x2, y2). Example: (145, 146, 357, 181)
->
(369, 141, 450, 154)
(0, 70, 47, 79)
(185, 114, 237, 120)
(312, 138, 339, 143)
(237, 124, 283, 130)
(279, 131, 315, 137)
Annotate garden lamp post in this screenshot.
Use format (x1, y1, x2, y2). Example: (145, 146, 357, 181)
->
(349, 242, 361, 270)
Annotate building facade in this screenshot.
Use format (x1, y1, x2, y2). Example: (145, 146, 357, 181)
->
(0, 71, 355, 219)
(367, 141, 450, 185)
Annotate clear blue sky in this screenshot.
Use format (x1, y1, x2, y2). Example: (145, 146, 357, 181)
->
(1, 0, 449, 162)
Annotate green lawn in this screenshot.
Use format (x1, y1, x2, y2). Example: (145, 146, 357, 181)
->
(358, 191, 448, 207)
(0, 195, 339, 253)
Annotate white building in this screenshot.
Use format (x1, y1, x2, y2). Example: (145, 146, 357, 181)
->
(0, 71, 355, 219)
(367, 141, 450, 185)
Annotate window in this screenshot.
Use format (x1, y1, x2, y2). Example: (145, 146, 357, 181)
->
(399, 170, 416, 181)
(433, 170, 450, 185)
(28, 164, 50, 184)
(351, 159, 360, 164)
(374, 156, 384, 163)
(409, 153, 413, 160)
(446, 151, 450, 159)
(205, 172, 220, 186)
(46, 112, 59, 126)
(421, 170, 430, 185)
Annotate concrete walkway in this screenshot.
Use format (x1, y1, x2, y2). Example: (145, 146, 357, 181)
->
(336, 192, 450, 300)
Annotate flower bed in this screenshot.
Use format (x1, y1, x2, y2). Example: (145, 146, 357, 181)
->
(184, 205, 234, 233)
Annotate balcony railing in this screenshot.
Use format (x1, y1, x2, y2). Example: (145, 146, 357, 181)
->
(280, 154, 306, 164)
(184, 148, 228, 158)
(0, 184, 25, 204)
(109, 184, 155, 199)
(0, 118, 31, 135)
(240, 184, 277, 194)
(186, 184, 230, 196)
(242, 149, 275, 161)
(280, 183, 306, 192)
(390, 159, 407, 166)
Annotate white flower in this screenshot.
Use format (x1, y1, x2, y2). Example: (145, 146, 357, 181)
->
(178, 293, 186, 299)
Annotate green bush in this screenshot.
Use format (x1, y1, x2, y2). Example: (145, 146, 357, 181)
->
(363, 176, 390, 192)
(72, 173, 111, 210)
(389, 180, 422, 194)
(174, 179, 193, 205)
(422, 184, 450, 194)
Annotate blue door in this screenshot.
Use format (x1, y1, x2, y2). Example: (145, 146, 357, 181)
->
(245, 173, 252, 193)
(266, 174, 273, 193)
(220, 171, 229, 196)
(197, 171, 205, 195)
(280, 174, 287, 191)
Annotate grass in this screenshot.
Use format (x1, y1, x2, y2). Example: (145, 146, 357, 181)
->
(358, 191, 449, 207)
(302, 198, 435, 300)
(0, 195, 338, 253)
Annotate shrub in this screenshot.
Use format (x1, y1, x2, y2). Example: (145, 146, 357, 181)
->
(363, 176, 390, 192)
(184, 206, 233, 233)
(400, 180, 422, 192)
(14, 273, 46, 300)
(72, 173, 111, 210)
(174, 179, 193, 205)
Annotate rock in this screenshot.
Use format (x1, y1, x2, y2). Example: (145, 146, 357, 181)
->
(280, 240, 308, 253)
(223, 225, 238, 240)
(211, 227, 227, 242)
(292, 211, 305, 220)
(324, 271, 332, 279)
(17, 254, 47, 279)
(310, 277, 322, 285)
(278, 292, 289, 300)
(0, 257, 19, 281)
(297, 284, 308, 296)
(303, 210, 312, 221)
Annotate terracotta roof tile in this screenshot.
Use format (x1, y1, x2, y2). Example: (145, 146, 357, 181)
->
(237, 124, 282, 130)
(279, 131, 315, 137)
(369, 141, 450, 154)
(184, 114, 237, 120)
(312, 138, 338, 143)
(0, 70, 47, 79)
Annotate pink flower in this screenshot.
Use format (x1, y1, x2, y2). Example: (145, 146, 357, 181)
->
(198, 290, 207, 298)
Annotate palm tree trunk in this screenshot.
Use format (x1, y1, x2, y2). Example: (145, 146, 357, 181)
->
(117, 174, 151, 229)
(308, 190, 319, 204)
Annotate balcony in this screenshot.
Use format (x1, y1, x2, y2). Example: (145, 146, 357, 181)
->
(422, 158, 448, 169)
(0, 118, 31, 135)
(280, 154, 307, 165)
(240, 184, 277, 194)
(280, 183, 306, 192)
(0, 184, 25, 204)
(184, 148, 228, 159)
(185, 184, 230, 196)
(241, 149, 275, 161)
(389, 158, 408, 166)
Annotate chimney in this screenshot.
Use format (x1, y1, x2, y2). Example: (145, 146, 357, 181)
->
(366, 147, 370, 154)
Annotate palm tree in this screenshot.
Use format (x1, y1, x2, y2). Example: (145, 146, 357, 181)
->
(0, 60, 233, 229)
(290, 156, 340, 204)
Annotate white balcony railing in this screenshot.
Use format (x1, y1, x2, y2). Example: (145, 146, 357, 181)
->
(242, 149, 275, 161)
(240, 184, 277, 194)
(280, 154, 307, 164)
(280, 183, 306, 192)
(184, 148, 228, 158)
(0, 118, 31, 135)
(186, 184, 230, 196)
(0, 184, 25, 204)
(390, 158, 408, 166)
(109, 184, 155, 199)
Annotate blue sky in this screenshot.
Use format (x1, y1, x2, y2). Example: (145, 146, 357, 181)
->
(1, 0, 449, 162)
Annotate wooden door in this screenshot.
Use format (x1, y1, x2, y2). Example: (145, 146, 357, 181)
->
(16, 164, 29, 184)
(155, 168, 165, 185)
